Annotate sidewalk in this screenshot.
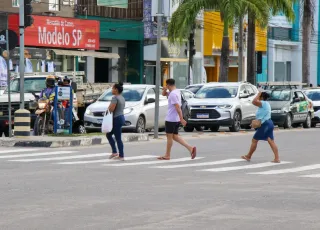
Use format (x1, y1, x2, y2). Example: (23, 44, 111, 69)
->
(0, 133, 149, 148)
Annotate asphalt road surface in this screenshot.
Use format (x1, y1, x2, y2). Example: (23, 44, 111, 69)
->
(0, 128, 320, 230)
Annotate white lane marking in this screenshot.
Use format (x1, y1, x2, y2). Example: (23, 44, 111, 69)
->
(9, 153, 112, 162)
(104, 157, 204, 167)
(57, 155, 156, 165)
(0, 151, 76, 159)
(0, 149, 38, 154)
(300, 174, 320, 178)
(248, 164, 320, 175)
(151, 159, 245, 169)
(199, 161, 291, 172)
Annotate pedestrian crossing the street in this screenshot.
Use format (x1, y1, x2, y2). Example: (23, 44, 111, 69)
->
(1, 148, 320, 179)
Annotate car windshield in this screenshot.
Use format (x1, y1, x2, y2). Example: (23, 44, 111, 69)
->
(305, 91, 320, 101)
(269, 90, 291, 101)
(185, 85, 203, 94)
(195, 86, 238, 99)
(5, 77, 46, 93)
(99, 87, 145, 102)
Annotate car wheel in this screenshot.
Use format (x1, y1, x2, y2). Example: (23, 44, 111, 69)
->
(283, 113, 292, 129)
(135, 116, 145, 133)
(183, 126, 194, 132)
(210, 126, 220, 132)
(229, 111, 241, 132)
(303, 113, 311, 129)
(76, 125, 86, 134)
(195, 126, 204, 131)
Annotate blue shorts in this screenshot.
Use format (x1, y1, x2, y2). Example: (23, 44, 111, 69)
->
(253, 119, 274, 141)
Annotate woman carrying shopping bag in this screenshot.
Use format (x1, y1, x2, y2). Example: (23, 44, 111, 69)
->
(106, 82, 126, 161)
(241, 91, 280, 163)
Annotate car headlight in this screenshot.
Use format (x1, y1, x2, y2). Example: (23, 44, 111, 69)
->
(217, 105, 233, 109)
(124, 108, 133, 115)
(85, 109, 92, 115)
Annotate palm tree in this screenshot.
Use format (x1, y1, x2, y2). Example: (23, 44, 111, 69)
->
(168, 0, 268, 82)
(236, 2, 268, 81)
(301, 0, 315, 85)
(246, 0, 295, 85)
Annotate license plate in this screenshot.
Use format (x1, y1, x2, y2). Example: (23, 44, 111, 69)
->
(197, 113, 209, 119)
(96, 119, 103, 124)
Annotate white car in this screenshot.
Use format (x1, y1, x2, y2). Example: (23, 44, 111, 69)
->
(186, 82, 259, 132)
(84, 84, 168, 133)
(304, 88, 320, 127)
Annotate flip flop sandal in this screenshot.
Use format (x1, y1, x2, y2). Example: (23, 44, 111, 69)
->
(191, 147, 197, 159)
(109, 154, 118, 159)
(112, 156, 124, 161)
(157, 156, 170, 160)
(241, 155, 251, 162)
(271, 160, 280, 163)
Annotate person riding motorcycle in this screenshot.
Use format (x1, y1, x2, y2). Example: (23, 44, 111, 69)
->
(39, 75, 62, 127)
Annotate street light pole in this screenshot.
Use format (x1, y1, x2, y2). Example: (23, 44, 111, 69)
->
(6, 28, 12, 138)
(19, 0, 25, 109)
(154, 0, 163, 139)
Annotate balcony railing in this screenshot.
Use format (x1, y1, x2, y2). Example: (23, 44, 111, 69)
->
(76, 0, 143, 20)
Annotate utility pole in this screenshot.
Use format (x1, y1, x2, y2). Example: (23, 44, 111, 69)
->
(6, 28, 12, 137)
(154, 0, 163, 139)
(19, 0, 25, 109)
(187, 25, 195, 85)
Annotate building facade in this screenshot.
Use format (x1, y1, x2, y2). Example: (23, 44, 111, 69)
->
(203, 12, 267, 83)
(143, 0, 205, 88)
(267, 2, 320, 85)
(76, 0, 144, 84)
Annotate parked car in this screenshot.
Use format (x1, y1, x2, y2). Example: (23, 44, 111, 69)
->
(185, 84, 204, 94)
(267, 89, 314, 128)
(185, 82, 259, 132)
(180, 89, 195, 101)
(84, 85, 168, 133)
(304, 88, 320, 127)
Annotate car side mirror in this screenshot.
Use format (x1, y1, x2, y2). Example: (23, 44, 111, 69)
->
(239, 93, 249, 99)
(293, 98, 300, 103)
(146, 98, 155, 104)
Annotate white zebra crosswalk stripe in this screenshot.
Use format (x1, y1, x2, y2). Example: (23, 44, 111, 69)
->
(104, 157, 204, 167)
(299, 174, 320, 178)
(9, 153, 113, 162)
(0, 149, 38, 154)
(248, 164, 320, 175)
(151, 159, 245, 169)
(0, 151, 76, 159)
(56, 155, 156, 165)
(198, 161, 291, 172)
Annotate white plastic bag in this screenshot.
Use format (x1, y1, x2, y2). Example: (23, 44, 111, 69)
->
(101, 110, 113, 133)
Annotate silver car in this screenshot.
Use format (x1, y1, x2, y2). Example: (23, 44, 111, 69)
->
(84, 84, 168, 133)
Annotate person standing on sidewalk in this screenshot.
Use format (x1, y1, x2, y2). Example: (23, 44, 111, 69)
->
(107, 82, 126, 161)
(158, 79, 196, 160)
(241, 91, 280, 163)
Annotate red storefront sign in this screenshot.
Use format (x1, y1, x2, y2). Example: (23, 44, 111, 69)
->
(8, 15, 100, 50)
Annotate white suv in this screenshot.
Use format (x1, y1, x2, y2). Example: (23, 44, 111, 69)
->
(185, 82, 258, 132)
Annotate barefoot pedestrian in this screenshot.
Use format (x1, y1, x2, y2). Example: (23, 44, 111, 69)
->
(241, 91, 280, 163)
(107, 82, 126, 161)
(158, 79, 196, 160)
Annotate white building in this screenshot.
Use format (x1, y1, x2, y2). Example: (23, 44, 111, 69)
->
(267, 2, 320, 85)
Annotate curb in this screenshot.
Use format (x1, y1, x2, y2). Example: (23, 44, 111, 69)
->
(0, 134, 149, 148)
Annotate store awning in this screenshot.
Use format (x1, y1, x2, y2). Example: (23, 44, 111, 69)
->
(51, 49, 120, 59)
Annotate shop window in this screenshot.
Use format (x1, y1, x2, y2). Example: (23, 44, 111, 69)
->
(269, 27, 292, 41)
(49, 0, 60, 11)
(274, 61, 291, 82)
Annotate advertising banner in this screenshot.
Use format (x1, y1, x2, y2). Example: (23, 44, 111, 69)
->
(97, 0, 128, 8)
(8, 15, 100, 50)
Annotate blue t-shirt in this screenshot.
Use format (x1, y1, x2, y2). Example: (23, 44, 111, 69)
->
(256, 101, 271, 124)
